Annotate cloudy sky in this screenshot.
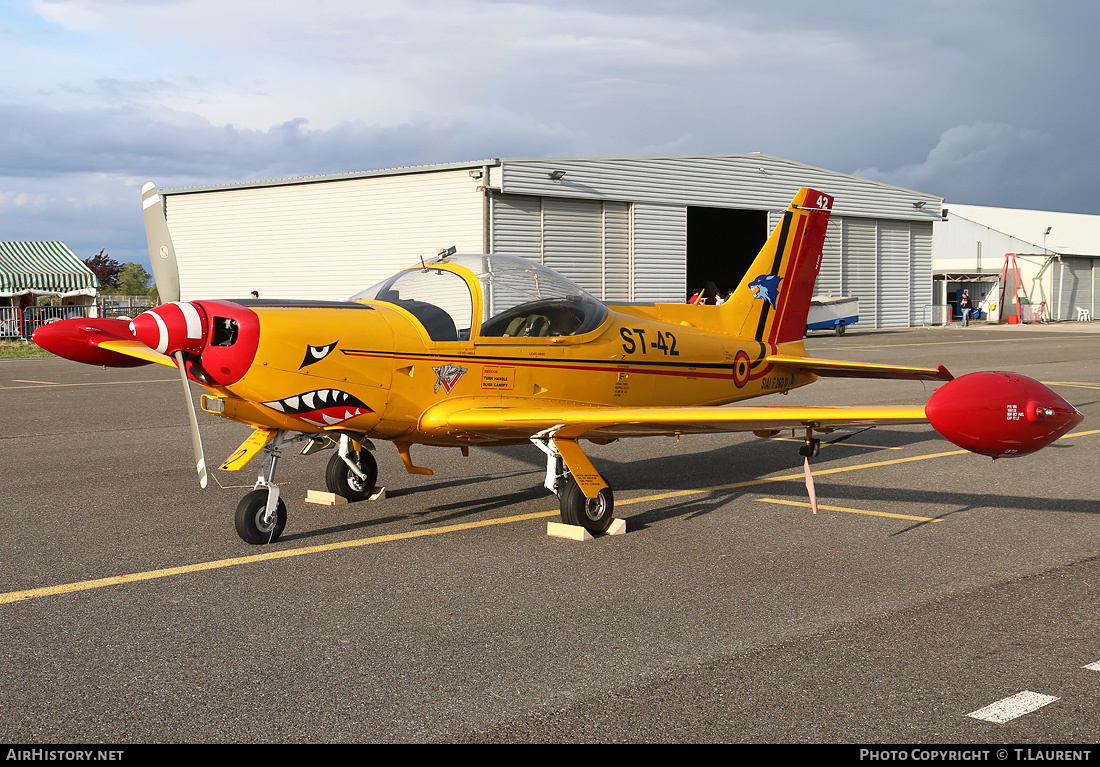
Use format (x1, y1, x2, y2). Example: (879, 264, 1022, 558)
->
(2, 0, 1098, 267)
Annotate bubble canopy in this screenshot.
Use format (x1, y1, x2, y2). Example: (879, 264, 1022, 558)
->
(350, 254, 608, 342)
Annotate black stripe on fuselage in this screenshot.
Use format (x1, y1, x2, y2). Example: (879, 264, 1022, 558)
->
(341, 348, 739, 372)
(234, 299, 376, 310)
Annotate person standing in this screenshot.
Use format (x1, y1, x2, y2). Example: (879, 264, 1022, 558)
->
(960, 289, 970, 326)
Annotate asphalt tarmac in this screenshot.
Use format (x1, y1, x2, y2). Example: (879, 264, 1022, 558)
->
(3, 322, 1100, 744)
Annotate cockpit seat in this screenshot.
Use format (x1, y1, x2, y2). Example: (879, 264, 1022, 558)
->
(503, 314, 551, 337)
(393, 299, 458, 342)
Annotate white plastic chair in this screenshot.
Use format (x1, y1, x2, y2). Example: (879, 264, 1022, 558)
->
(1076, 306, 1091, 321)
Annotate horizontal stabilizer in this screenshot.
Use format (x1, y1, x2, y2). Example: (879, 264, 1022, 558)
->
(766, 355, 952, 381)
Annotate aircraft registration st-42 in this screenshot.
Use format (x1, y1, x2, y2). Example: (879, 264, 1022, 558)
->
(35, 186, 1083, 544)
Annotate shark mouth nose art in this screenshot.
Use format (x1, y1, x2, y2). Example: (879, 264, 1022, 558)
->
(263, 389, 373, 427)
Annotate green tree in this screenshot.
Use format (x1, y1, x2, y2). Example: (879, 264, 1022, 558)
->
(116, 262, 152, 296)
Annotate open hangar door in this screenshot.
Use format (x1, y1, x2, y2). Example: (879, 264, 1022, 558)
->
(686, 206, 768, 302)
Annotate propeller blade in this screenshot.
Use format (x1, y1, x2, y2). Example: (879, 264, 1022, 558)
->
(803, 456, 818, 515)
(142, 182, 181, 304)
(174, 351, 209, 489)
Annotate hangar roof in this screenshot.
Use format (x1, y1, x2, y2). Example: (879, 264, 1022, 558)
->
(947, 204, 1100, 257)
(163, 153, 943, 223)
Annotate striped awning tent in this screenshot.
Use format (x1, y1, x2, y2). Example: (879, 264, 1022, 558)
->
(0, 242, 100, 297)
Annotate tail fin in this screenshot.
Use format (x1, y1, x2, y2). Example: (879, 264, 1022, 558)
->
(721, 188, 833, 345)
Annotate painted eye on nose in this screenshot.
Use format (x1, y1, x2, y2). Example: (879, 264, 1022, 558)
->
(299, 341, 338, 369)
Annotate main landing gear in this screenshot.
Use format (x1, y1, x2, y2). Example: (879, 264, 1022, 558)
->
(557, 474, 615, 533)
(324, 434, 378, 501)
(233, 431, 377, 545)
(532, 434, 616, 535)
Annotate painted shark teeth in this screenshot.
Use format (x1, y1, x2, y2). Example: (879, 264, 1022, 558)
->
(262, 389, 371, 419)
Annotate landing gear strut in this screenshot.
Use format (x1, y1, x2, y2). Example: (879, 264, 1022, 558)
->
(235, 430, 290, 544)
(798, 437, 821, 458)
(325, 434, 378, 500)
(532, 432, 616, 535)
(232, 431, 380, 545)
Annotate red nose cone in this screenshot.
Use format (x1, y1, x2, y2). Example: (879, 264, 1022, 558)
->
(131, 302, 208, 356)
(926, 371, 1083, 458)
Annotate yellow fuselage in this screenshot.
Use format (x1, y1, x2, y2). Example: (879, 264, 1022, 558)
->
(201, 296, 817, 446)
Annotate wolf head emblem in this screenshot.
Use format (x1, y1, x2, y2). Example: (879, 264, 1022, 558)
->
(748, 274, 783, 308)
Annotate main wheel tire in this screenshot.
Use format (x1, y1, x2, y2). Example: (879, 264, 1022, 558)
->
(325, 449, 378, 500)
(835, 321, 846, 337)
(558, 475, 615, 534)
(235, 489, 287, 545)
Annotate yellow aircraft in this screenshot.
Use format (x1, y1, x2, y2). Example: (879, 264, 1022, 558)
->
(34, 185, 1082, 544)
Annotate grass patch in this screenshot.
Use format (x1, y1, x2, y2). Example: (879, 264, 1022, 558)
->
(0, 340, 54, 359)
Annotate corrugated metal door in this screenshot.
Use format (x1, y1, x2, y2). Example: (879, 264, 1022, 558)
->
(490, 194, 542, 261)
(492, 195, 656, 302)
(813, 216, 843, 296)
(909, 222, 933, 325)
(542, 197, 604, 295)
(632, 204, 686, 302)
(491, 195, 632, 301)
(842, 219, 878, 327)
(773, 214, 928, 328)
(603, 202, 631, 301)
(1055, 257, 1094, 320)
(877, 221, 911, 328)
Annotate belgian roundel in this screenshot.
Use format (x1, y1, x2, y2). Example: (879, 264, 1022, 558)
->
(733, 350, 751, 388)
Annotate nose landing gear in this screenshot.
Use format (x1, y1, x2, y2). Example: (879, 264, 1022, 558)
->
(235, 489, 287, 544)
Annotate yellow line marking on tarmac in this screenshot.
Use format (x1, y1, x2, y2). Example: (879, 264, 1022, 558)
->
(1043, 381, 1100, 390)
(0, 510, 557, 605)
(757, 497, 943, 522)
(4, 428, 1098, 605)
(833, 335, 1089, 352)
(0, 378, 175, 390)
(12, 379, 59, 384)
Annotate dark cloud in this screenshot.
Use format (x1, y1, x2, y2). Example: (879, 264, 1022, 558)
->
(0, 101, 585, 181)
(4, 0, 1100, 268)
(857, 123, 1100, 214)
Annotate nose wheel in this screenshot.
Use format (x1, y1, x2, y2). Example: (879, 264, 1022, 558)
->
(235, 489, 287, 544)
(234, 430, 290, 545)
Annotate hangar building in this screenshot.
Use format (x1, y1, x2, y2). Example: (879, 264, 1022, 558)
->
(934, 204, 1100, 323)
(162, 154, 942, 328)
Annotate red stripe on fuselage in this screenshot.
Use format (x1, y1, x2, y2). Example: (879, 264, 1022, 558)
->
(342, 350, 738, 380)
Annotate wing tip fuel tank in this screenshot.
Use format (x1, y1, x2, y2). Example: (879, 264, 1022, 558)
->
(926, 371, 1083, 458)
(31, 318, 153, 368)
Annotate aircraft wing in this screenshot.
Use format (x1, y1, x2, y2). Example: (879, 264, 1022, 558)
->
(420, 403, 929, 442)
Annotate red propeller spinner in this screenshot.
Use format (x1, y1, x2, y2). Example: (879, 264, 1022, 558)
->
(130, 301, 208, 356)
